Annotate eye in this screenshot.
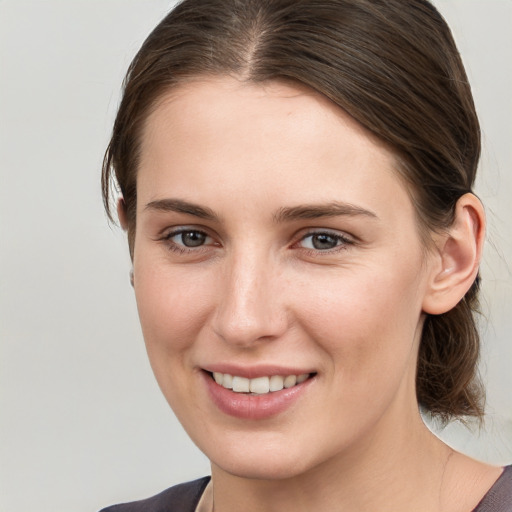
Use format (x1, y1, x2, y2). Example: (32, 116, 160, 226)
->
(162, 228, 216, 253)
(171, 230, 209, 247)
(298, 231, 352, 251)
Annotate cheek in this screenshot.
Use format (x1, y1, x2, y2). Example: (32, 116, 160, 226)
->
(133, 261, 216, 356)
(132, 261, 219, 417)
(292, 262, 425, 380)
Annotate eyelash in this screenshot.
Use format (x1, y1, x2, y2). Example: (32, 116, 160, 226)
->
(295, 231, 354, 254)
(160, 228, 215, 254)
(159, 228, 355, 255)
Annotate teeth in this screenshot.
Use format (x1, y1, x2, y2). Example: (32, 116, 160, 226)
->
(212, 372, 310, 394)
(232, 376, 250, 392)
(284, 375, 297, 388)
(296, 373, 309, 384)
(250, 376, 270, 394)
(269, 375, 284, 392)
(223, 373, 233, 389)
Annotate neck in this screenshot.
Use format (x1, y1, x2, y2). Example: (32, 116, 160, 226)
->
(210, 408, 454, 512)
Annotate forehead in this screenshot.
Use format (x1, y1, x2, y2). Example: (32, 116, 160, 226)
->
(142, 77, 387, 159)
(137, 76, 412, 223)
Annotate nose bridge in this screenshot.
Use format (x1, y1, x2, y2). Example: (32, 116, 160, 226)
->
(213, 244, 286, 346)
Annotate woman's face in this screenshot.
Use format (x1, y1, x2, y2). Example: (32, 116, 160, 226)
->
(133, 77, 435, 479)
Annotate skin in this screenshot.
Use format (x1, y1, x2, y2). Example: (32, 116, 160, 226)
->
(123, 76, 499, 511)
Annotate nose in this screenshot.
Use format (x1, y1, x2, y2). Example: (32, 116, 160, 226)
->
(212, 249, 288, 348)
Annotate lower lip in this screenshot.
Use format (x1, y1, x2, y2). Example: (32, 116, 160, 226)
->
(202, 371, 315, 420)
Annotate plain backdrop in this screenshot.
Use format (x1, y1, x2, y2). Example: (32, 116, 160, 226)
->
(0, 1, 511, 511)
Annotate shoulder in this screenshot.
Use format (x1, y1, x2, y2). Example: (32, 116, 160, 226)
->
(98, 477, 211, 512)
(474, 466, 512, 512)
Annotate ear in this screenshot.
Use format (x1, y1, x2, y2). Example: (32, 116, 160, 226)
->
(117, 197, 129, 231)
(422, 193, 485, 315)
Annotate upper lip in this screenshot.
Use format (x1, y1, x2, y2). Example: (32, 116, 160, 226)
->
(202, 364, 315, 379)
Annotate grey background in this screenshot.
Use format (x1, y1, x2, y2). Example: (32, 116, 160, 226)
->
(0, 1, 510, 511)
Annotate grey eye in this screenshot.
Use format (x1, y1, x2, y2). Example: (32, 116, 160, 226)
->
(313, 234, 339, 250)
(167, 230, 210, 248)
(178, 231, 207, 247)
(164, 228, 216, 254)
(302, 233, 340, 250)
(299, 232, 352, 251)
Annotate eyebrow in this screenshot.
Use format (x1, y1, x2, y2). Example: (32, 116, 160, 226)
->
(273, 202, 378, 223)
(144, 198, 217, 220)
(144, 198, 378, 223)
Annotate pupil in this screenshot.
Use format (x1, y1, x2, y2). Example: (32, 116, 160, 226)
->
(182, 231, 206, 247)
(312, 234, 337, 250)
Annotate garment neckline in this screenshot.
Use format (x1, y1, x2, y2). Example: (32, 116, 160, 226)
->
(193, 466, 512, 512)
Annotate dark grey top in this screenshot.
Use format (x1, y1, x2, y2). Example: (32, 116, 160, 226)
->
(99, 477, 210, 512)
(99, 465, 512, 512)
(474, 465, 512, 512)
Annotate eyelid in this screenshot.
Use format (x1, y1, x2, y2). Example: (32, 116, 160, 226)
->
(293, 228, 356, 252)
(158, 224, 213, 239)
(164, 226, 208, 237)
(159, 225, 220, 253)
(156, 225, 355, 254)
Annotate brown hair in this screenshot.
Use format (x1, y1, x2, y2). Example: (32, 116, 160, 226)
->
(102, 0, 484, 420)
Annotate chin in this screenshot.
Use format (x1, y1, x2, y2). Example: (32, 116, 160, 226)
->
(213, 453, 313, 481)
(200, 431, 326, 481)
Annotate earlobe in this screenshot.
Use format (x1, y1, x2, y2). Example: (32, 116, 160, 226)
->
(117, 197, 129, 231)
(422, 193, 485, 315)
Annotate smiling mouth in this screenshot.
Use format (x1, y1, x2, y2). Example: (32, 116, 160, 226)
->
(209, 371, 315, 395)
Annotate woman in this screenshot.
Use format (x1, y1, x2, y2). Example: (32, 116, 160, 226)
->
(100, 0, 511, 510)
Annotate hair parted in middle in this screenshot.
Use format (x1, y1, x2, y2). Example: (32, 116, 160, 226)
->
(102, 0, 484, 421)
